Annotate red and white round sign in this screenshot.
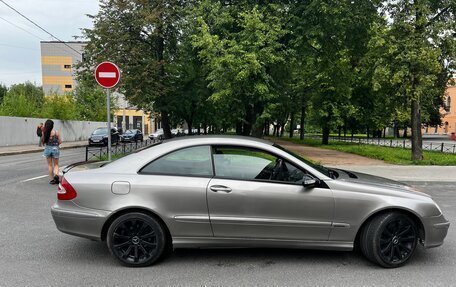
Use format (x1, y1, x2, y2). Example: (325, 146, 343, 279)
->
(94, 61, 121, 89)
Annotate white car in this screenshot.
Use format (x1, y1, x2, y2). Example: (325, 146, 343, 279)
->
(148, 129, 164, 140)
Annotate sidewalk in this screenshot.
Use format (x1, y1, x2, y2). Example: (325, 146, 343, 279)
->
(0, 141, 87, 156)
(273, 139, 456, 182)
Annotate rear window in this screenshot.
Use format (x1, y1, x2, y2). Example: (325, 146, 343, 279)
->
(140, 145, 213, 177)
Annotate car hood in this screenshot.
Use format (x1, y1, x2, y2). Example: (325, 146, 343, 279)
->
(331, 168, 430, 197)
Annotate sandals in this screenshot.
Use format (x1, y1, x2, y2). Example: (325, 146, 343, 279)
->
(49, 175, 60, 185)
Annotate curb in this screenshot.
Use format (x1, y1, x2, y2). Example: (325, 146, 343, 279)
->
(0, 144, 87, 157)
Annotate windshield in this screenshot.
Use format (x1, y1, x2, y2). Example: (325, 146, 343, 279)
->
(93, 128, 107, 135)
(273, 144, 335, 178)
(124, 130, 134, 134)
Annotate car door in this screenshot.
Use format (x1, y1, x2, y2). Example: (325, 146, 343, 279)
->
(137, 145, 214, 238)
(207, 145, 334, 241)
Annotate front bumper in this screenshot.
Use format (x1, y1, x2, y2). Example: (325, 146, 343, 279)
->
(51, 201, 111, 241)
(422, 214, 450, 248)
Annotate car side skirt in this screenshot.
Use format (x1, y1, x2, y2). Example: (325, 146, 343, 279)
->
(172, 237, 353, 251)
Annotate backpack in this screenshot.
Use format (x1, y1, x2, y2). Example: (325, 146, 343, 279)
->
(36, 127, 42, 137)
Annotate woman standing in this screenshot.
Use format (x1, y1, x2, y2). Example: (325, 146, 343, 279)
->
(42, 119, 62, 184)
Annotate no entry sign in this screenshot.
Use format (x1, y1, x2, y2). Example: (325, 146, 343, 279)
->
(94, 61, 121, 89)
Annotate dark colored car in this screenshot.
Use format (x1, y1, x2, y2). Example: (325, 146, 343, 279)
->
(88, 127, 119, 146)
(120, 129, 144, 142)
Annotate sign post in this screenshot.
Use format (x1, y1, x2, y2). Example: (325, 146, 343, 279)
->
(94, 61, 121, 161)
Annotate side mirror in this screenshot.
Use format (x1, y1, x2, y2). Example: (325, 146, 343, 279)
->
(302, 176, 319, 188)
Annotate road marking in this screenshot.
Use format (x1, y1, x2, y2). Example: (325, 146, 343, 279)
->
(20, 175, 48, 183)
(19, 165, 67, 183)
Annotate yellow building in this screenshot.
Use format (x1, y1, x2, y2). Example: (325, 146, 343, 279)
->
(40, 41, 85, 95)
(112, 92, 156, 135)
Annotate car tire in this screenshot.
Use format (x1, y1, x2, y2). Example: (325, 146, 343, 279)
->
(360, 211, 418, 268)
(107, 212, 167, 267)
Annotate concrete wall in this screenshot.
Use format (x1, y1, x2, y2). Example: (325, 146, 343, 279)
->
(0, 116, 106, 147)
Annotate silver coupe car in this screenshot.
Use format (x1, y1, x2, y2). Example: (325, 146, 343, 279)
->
(52, 136, 449, 268)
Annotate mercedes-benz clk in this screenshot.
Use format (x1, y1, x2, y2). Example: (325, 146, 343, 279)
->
(51, 136, 449, 268)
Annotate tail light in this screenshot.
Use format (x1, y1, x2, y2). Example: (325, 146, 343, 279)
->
(57, 177, 77, 200)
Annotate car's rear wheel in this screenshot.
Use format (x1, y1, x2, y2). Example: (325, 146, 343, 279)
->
(107, 212, 166, 267)
(360, 212, 418, 268)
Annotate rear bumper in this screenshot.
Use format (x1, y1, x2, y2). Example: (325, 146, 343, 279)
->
(51, 201, 111, 241)
(422, 214, 450, 248)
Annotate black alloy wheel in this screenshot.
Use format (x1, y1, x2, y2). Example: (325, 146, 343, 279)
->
(107, 213, 166, 267)
(361, 212, 418, 268)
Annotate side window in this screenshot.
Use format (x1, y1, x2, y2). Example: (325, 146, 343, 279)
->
(213, 146, 307, 183)
(141, 146, 213, 177)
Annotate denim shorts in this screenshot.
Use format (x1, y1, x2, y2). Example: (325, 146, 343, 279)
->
(43, 145, 60, 158)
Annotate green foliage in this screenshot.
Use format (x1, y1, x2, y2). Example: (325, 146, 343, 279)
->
(76, 0, 456, 153)
(0, 83, 7, 104)
(0, 82, 43, 117)
(41, 95, 79, 120)
(192, 1, 292, 136)
(73, 78, 111, 122)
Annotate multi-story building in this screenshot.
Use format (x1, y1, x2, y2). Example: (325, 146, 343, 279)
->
(423, 83, 456, 135)
(40, 41, 85, 95)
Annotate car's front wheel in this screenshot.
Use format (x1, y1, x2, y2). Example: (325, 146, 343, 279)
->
(360, 211, 418, 268)
(107, 212, 167, 267)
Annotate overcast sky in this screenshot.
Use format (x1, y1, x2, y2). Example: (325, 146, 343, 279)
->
(0, 0, 99, 87)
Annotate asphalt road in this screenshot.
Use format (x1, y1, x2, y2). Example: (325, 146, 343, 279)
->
(0, 148, 454, 286)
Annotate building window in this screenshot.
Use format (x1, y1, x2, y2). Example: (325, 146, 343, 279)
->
(64, 64, 71, 69)
(446, 96, 451, 112)
(65, 84, 72, 89)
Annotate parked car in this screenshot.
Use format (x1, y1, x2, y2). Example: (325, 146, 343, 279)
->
(120, 129, 143, 142)
(53, 136, 449, 268)
(148, 129, 164, 140)
(88, 127, 119, 146)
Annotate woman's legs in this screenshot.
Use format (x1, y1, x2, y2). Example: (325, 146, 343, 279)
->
(46, 157, 54, 179)
(53, 158, 59, 178)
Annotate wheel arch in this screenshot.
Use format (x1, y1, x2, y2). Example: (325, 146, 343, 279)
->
(354, 207, 425, 249)
(100, 207, 172, 247)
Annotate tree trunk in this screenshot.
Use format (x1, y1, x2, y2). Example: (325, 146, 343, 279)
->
(161, 112, 172, 139)
(299, 104, 305, 140)
(236, 121, 243, 135)
(403, 126, 407, 138)
(322, 125, 330, 145)
(289, 112, 295, 138)
(411, 99, 423, 160)
(186, 120, 193, 136)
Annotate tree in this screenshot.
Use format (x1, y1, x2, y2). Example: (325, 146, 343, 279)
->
(41, 94, 79, 120)
(79, 0, 185, 139)
(0, 82, 44, 117)
(191, 1, 292, 137)
(290, 0, 381, 144)
(372, 0, 456, 160)
(0, 83, 7, 104)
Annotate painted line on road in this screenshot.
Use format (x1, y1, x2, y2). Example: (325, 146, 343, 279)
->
(20, 175, 48, 183)
(20, 166, 67, 183)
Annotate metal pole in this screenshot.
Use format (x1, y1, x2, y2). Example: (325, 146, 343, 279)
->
(107, 88, 112, 161)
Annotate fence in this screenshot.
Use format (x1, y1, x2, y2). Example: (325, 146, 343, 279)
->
(305, 135, 456, 154)
(0, 116, 106, 147)
(85, 138, 160, 161)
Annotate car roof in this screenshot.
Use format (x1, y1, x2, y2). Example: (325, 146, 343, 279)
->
(162, 135, 273, 145)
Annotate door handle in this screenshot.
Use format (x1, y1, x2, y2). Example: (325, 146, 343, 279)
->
(210, 185, 232, 193)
